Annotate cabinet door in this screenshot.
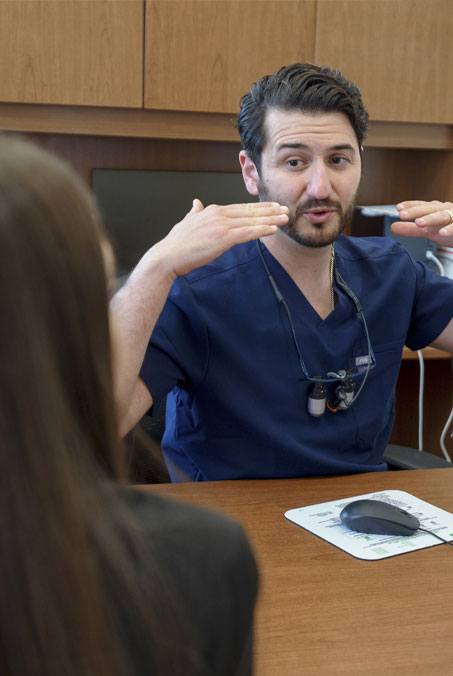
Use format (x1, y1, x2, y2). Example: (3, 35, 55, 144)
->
(145, 0, 316, 113)
(315, 0, 453, 124)
(0, 0, 144, 107)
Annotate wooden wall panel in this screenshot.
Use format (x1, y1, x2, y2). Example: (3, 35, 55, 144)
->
(2, 102, 452, 148)
(23, 133, 241, 184)
(315, 0, 453, 124)
(145, 0, 316, 113)
(0, 0, 144, 107)
(358, 148, 453, 205)
(23, 134, 453, 206)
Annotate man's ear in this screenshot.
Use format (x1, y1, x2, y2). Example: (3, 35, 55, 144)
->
(239, 151, 260, 196)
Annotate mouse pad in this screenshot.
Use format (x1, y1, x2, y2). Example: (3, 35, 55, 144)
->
(285, 490, 453, 560)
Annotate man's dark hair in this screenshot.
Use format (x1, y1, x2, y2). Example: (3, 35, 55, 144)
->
(237, 63, 369, 168)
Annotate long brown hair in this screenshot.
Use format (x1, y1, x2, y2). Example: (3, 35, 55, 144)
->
(0, 136, 198, 675)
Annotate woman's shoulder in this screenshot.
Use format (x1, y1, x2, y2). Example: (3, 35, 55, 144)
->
(122, 486, 237, 529)
(113, 486, 258, 675)
(120, 487, 257, 571)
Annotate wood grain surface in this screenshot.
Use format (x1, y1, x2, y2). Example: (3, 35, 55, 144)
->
(143, 469, 453, 675)
(0, 0, 143, 107)
(145, 0, 316, 112)
(316, 0, 453, 124)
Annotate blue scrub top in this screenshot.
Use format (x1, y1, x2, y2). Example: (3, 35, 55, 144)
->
(140, 236, 453, 482)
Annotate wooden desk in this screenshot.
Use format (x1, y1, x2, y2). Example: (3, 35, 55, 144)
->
(142, 470, 453, 676)
(403, 346, 451, 360)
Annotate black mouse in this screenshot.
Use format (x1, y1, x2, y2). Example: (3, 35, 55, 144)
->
(339, 498, 420, 536)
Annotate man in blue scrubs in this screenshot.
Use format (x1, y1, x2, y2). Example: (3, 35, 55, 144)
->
(113, 63, 453, 481)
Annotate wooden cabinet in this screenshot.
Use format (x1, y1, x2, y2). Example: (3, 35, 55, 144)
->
(144, 0, 316, 113)
(0, 0, 144, 108)
(315, 0, 453, 124)
(146, 0, 453, 122)
(1, 0, 453, 123)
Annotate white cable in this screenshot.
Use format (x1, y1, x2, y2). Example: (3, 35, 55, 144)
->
(440, 406, 453, 462)
(427, 251, 453, 462)
(425, 250, 445, 276)
(417, 350, 425, 451)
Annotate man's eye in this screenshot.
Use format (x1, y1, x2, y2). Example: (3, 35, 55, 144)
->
(331, 156, 349, 165)
(287, 159, 302, 168)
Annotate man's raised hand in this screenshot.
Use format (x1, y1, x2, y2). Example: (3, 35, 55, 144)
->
(393, 200, 453, 247)
(154, 199, 289, 279)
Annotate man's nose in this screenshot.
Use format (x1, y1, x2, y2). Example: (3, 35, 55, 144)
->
(306, 163, 332, 200)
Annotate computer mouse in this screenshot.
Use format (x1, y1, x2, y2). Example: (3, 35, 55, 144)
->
(339, 498, 420, 536)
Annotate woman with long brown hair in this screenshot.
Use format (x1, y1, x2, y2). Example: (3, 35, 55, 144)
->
(0, 135, 258, 676)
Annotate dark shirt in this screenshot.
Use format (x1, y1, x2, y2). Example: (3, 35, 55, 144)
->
(141, 236, 453, 481)
(106, 488, 258, 675)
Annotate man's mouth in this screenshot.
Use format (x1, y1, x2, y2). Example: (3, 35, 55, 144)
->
(302, 208, 337, 225)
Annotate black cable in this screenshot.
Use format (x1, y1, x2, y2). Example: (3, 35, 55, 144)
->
(418, 527, 453, 546)
(256, 240, 311, 378)
(255, 239, 375, 394)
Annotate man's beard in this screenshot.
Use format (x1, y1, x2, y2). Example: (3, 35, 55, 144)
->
(257, 183, 355, 248)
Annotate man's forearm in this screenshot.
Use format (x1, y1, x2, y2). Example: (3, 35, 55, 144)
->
(430, 317, 453, 354)
(110, 244, 175, 426)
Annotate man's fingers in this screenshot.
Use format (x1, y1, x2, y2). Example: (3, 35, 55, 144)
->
(391, 219, 453, 242)
(213, 202, 289, 218)
(414, 209, 453, 229)
(397, 200, 442, 211)
(225, 213, 289, 228)
(397, 201, 426, 209)
(398, 205, 439, 221)
(229, 224, 280, 244)
(190, 198, 204, 213)
(390, 221, 423, 238)
(397, 201, 453, 225)
(438, 223, 453, 238)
